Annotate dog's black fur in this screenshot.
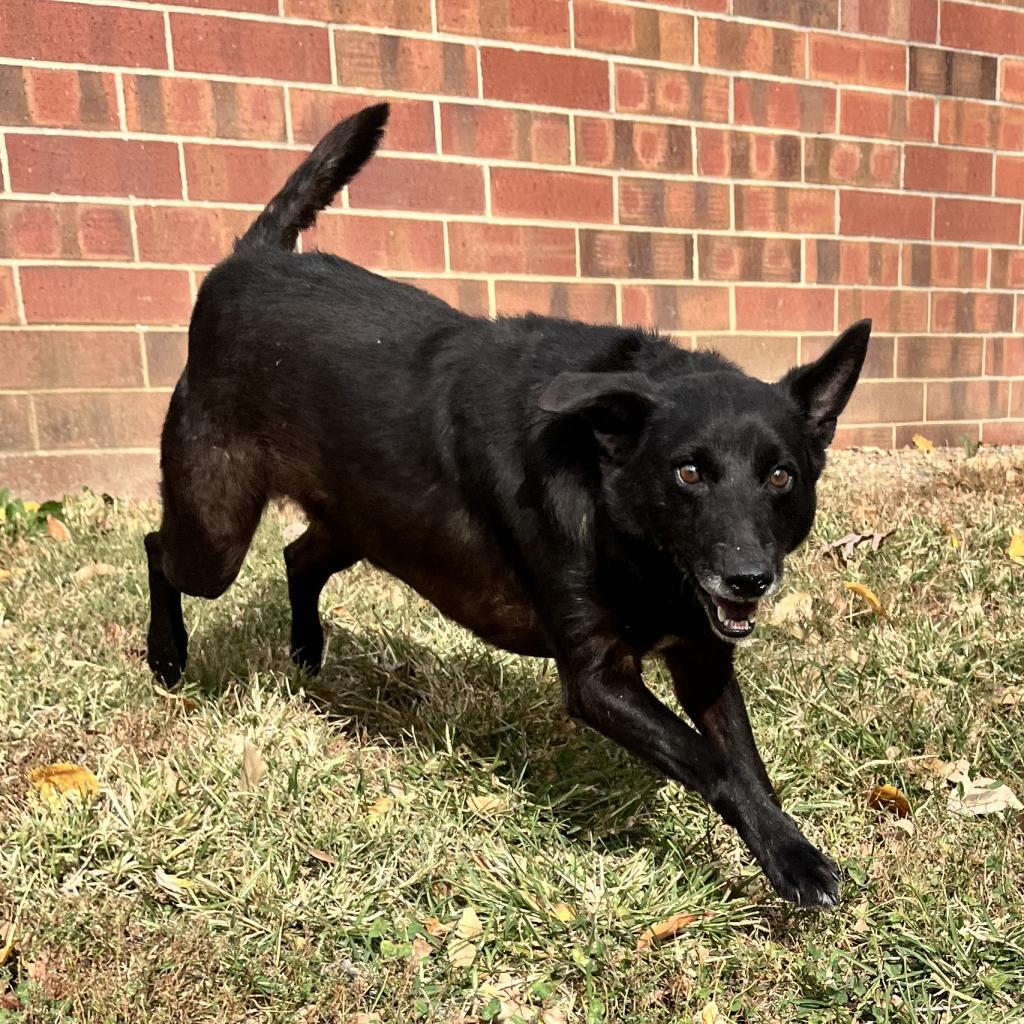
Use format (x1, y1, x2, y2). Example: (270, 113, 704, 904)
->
(146, 103, 871, 907)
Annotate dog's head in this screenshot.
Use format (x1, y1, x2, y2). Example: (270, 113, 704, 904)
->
(539, 319, 871, 642)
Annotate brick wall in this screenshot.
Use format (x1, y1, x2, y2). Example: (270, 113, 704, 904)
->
(1, 0, 1023, 499)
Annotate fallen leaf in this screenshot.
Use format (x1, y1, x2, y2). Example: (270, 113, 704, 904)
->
(996, 686, 1023, 708)
(423, 916, 451, 938)
(1009, 529, 1024, 567)
(238, 739, 266, 793)
(821, 530, 893, 561)
(948, 777, 1022, 817)
(29, 763, 99, 805)
(0, 569, 12, 582)
(46, 514, 71, 543)
(0, 993, 22, 1011)
(352, 1015, 382, 1024)
(455, 906, 483, 940)
(303, 845, 337, 867)
(410, 936, 432, 961)
(912, 434, 934, 452)
(367, 794, 394, 819)
(467, 793, 507, 815)
(446, 937, 477, 968)
(550, 902, 576, 923)
(0, 921, 15, 966)
(887, 817, 916, 838)
(768, 590, 813, 638)
(845, 581, 886, 617)
(541, 1011, 568, 1024)
(701, 1000, 720, 1024)
(636, 911, 700, 951)
(922, 756, 972, 787)
(867, 784, 911, 818)
(72, 562, 117, 583)
(154, 866, 196, 898)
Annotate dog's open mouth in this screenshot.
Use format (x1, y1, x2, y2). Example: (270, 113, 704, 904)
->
(696, 587, 759, 641)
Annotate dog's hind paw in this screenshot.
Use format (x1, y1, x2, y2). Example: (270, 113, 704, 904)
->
(760, 833, 841, 909)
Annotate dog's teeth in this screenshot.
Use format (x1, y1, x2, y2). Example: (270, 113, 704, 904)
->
(716, 606, 728, 623)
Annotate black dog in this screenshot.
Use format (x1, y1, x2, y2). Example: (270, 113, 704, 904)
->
(146, 103, 870, 906)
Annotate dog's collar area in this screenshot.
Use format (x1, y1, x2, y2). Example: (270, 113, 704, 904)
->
(696, 586, 759, 641)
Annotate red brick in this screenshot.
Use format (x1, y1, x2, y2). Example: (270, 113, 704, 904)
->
(575, 1, 693, 61)
(698, 236, 801, 282)
(661, 0, 728, 11)
(0, 202, 132, 261)
(0, 396, 34, 451)
(840, 91, 933, 141)
(734, 78, 836, 132)
(577, 118, 691, 173)
(805, 240, 900, 285)
(734, 185, 835, 233)
(696, 336, 797, 379)
(443, 105, 570, 164)
(135, 206, 252, 264)
(482, 49, 609, 110)
(439, 0, 569, 45)
(580, 230, 693, 279)
(941, 2, 1024, 57)
(0, 269, 18, 324)
(986, 338, 1024, 376)
(0, 0, 167, 68)
(844, 381, 924, 423)
(304, 214, 445, 272)
(697, 129, 800, 180)
(935, 198, 1021, 244)
(292, 92, 435, 152)
(0, 331, 144, 388)
(184, 144, 299, 204)
(927, 380, 1009, 421)
(905, 146, 993, 195)
(20, 267, 192, 325)
(350, 158, 486, 215)
(616, 66, 728, 120)
(335, 33, 477, 95)
(982, 420, 1024, 446)
(619, 180, 730, 229)
(840, 191, 932, 239)
(897, 338, 983, 378)
(735, 287, 834, 331)
(1003, 60, 1024, 103)
(995, 156, 1024, 199)
(491, 168, 613, 223)
(938, 99, 1024, 151)
(990, 250, 1024, 289)
(732, 0, 837, 28)
(903, 243, 988, 288)
(448, 223, 576, 275)
(802, 335, 895, 377)
(1014, 386, 1024, 419)
(909, 46, 997, 100)
(145, 331, 187, 387)
(0, 67, 118, 130)
(135, 0, 276, 10)
(34, 392, 168, 450)
(841, 0, 937, 42)
(286, 0, 431, 28)
(805, 139, 901, 187)
(495, 281, 616, 322)
(0, 452, 158, 500)
(622, 285, 730, 330)
(838, 289, 929, 333)
(835, 425, 896, 447)
(809, 34, 906, 89)
(896, 421, 980, 446)
(399, 278, 489, 316)
(7, 136, 181, 200)
(698, 19, 804, 76)
(171, 14, 331, 82)
(930, 292, 1015, 333)
(124, 75, 286, 141)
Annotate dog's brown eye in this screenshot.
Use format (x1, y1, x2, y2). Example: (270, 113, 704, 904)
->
(677, 464, 701, 486)
(769, 467, 791, 490)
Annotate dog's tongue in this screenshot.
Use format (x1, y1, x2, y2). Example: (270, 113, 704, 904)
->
(712, 596, 758, 620)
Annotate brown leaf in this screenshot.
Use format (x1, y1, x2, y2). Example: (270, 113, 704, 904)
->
(467, 793, 507, 815)
(0, 992, 22, 1011)
(821, 530, 893, 561)
(303, 845, 337, 867)
(867, 785, 911, 818)
(636, 911, 701, 951)
(46, 514, 71, 543)
(996, 686, 1024, 708)
(239, 739, 266, 793)
(409, 936, 432, 961)
(423, 916, 451, 938)
(948, 777, 1022, 817)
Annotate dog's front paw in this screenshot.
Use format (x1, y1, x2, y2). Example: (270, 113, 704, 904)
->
(759, 832, 841, 908)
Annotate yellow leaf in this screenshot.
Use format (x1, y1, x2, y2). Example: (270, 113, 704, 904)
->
(636, 911, 700, 951)
(23, 501, 40, 514)
(467, 793, 507, 815)
(866, 784, 911, 818)
(701, 1000, 720, 1024)
(949, 535, 961, 550)
(912, 434, 934, 452)
(768, 590, 813, 638)
(46, 515, 71, 543)
(455, 906, 482, 940)
(29, 763, 99, 805)
(72, 562, 117, 583)
(844, 581, 886, 617)
(367, 794, 394, 819)
(154, 866, 196, 898)
(550, 902, 576, 923)
(239, 739, 266, 793)
(1009, 529, 1024, 567)
(0, 922, 15, 966)
(0, 569, 11, 582)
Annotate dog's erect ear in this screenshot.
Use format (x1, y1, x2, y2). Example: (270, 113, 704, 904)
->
(539, 371, 656, 460)
(778, 319, 871, 448)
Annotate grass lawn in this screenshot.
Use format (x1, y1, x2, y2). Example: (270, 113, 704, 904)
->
(1, 448, 1023, 1023)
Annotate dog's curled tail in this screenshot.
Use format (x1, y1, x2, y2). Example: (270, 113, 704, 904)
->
(237, 103, 389, 252)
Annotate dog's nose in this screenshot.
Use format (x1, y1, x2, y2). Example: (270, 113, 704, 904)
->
(723, 570, 774, 600)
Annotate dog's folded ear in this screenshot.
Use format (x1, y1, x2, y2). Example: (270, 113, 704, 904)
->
(777, 319, 871, 448)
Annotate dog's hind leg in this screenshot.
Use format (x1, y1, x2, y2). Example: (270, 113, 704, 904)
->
(285, 522, 357, 674)
(145, 530, 189, 686)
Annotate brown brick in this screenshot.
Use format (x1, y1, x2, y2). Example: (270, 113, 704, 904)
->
(841, 0, 937, 42)
(305, 213, 445, 272)
(622, 285, 730, 330)
(809, 34, 906, 89)
(439, 0, 569, 45)
(615, 67, 729, 120)
(145, 331, 187, 387)
(697, 129, 800, 180)
(444, 105, 570, 164)
(805, 138, 900, 187)
(844, 381, 924, 423)
(734, 185, 835, 233)
(897, 337, 983, 377)
(336, 33, 477, 96)
(491, 168, 612, 223)
(698, 19, 803, 76)
(495, 281, 616, 322)
(0, 67, 118, 130)
(0, 452, 158, 500)
(927, 380, 1008, 421)
(840, 91, 933, 141)
(930, 292, 1015, 333)
(0, 396, 34, 451)
(802, 335, 895, 377)
(351, 158, 486, 215)
(577, 118, 691, 173)
(576, 1, 693, 62)
(292, 93, 435, 152)
(448, 223, 576, 275)
(990, 250, 1024, 289)
(0, 269, 18, 324)
(838, 290, 929, 333)
(1003, 60, 1024, 103)
(836, 425, 896, 447)
(840, 191, 932, 239)
(580, 230, 693, 279)
(733, 0, 837, 28)
(909, 47, 997, 99)
(171, 15, 330, 82)
(698, 236, 801, 282)
(995, 156, 1024, 199)
(183, 144, 299, 204)
(35, 391, 169, 450)
(1014, 386, 1024, 420)
(124, 76, 286, 141)
(20, 267, 191, 325)
(938, 99, 1024, 151)
(735, 287, 835, 331)
(0, 202, 132, 261)
(0, 0, 167, 68)
(941, 2, 1024, 57)
(7, 135, 181, 199)
(137, 0, 276, 10)
(0, 330, 144, 388)
(806, 240, 900, 285)
(286, 0, 431, 28)
(904, 146, 993, 195)
(664, 0, 727, 11)
(981, 420, 1024, 445)
(733, 78, 836, 132)
(695, 336, 797, 379)
(986, 338, 1024, 376)
(399, 277, 489, 316)
(935, 198, 1021, 244)
(895, 421, 979, 447)
(135, 206, 260, 264)
(619, 179, 730, 229)
(903, 244, 988, 288)
(483, 49, 608, 110)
